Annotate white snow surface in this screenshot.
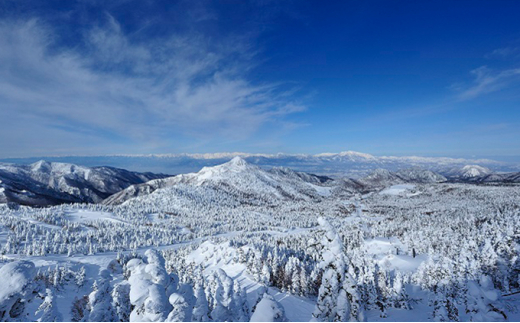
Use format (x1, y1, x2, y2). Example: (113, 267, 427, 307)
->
(363, 237, 426, 273)
(0, 261, 36, 303)
(379, 184, 416, 196)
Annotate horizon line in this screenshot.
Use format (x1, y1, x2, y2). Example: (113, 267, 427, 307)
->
(0, 150, 513, 164)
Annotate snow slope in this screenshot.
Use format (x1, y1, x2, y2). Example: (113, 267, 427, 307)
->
(379, 184, 416, 196)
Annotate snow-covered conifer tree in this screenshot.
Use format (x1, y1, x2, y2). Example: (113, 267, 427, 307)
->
(36, 288, 62, 322)
(250, 293, 287, 322)
(87, 269, 116, 322)
(311, 217, 363, 322)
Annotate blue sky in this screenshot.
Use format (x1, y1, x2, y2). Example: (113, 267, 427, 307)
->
(1, 0, 520, 160)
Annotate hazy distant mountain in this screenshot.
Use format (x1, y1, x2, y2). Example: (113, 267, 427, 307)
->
(0, 160, 169, 206)
(1, 150, 515, 177)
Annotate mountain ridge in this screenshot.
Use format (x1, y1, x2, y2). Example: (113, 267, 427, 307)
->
(1, 150, 516, 177)
(103, 157, 332, 206)
(0, 160, 170, 206)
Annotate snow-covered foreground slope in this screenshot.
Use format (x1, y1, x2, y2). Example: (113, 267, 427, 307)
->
(0, 160, 168, 206)
(0, 159, 520, 321)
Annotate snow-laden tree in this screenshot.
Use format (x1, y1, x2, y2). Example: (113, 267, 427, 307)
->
(210, 269, 234, 322)
(127, 250, 177, 322)
(231, 283, 250, 322)
(392, 271, 411, 310)
(36, 288, 62, 322)
(166, 293, 190, 322)
(112, 282, 131, 322)
(192, 281, 210, 322)
(0, 260, 36, 321)
(177, 283, 196, 321)
(71, 296, 89, 322)
(465, 275, 506, 321)
(250, 293, 287, 322)
(311, 217, 364, 322)
(87, 269, 116, 322)
(75, 266, 86, 290)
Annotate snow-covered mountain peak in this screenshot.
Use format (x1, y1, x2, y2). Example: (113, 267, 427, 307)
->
(30, 160, 52, 172)
(227, 156, 248, 167)
(197, 156, 253, 179)
(104, 158, 337, 205)
(460, 165, 491, 178)
(314, 150, 377, 161)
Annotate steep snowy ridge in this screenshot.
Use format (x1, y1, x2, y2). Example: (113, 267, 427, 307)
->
(104, 157, 334, 206)
(0, 161, 169, 206)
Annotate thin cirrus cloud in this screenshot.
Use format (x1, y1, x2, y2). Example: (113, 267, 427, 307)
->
(456, 66, 520, 100)
(485, 46, 520, 59)
(0, 16, 306, 156)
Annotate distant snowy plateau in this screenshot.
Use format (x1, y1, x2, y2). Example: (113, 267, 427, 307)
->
(0, 154, 520, 321)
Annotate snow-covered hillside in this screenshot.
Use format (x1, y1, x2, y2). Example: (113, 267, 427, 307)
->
(104, 158, 455, 206)
(0, 159, 520, 322)
(0, 161, 168, 206)
(446, 165, 492, 180)
(104, 157, 334, 205)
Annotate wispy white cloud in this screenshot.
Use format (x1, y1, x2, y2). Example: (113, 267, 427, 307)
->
(0, 15, 305, 156)
(456, 66, 520, 100)
(485, 46, 520, 59)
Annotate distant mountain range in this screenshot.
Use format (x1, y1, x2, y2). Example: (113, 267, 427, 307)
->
(1, 151, 518, 177)
(1, 154, 519, 207)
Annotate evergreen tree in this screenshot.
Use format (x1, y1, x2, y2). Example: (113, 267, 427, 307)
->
(37, 288, 62, 322)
